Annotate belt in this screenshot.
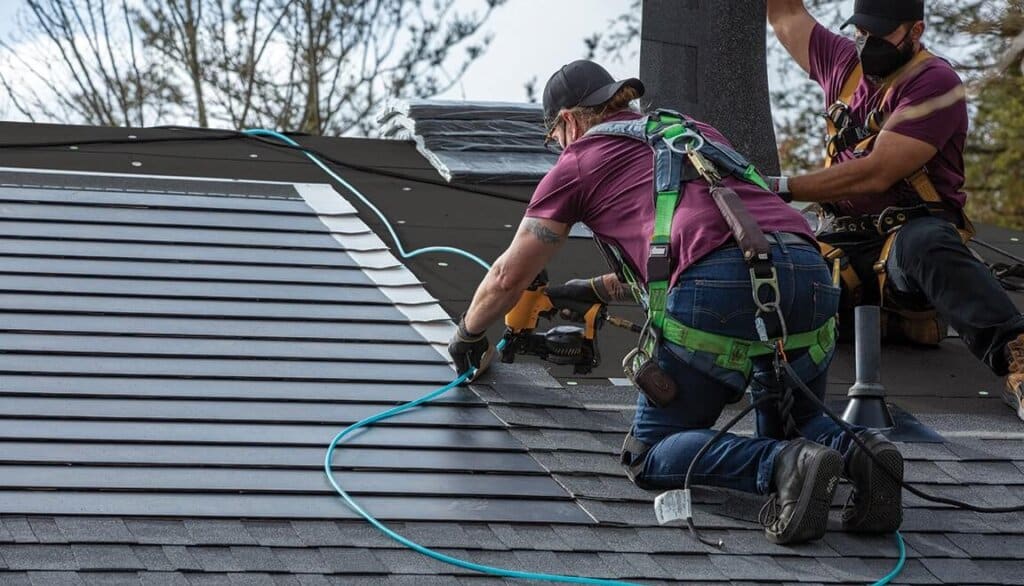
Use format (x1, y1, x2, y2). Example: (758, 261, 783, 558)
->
(765, 232, 818, 248)
(718, 231, 816, 252)
(828, 204, 959, 236)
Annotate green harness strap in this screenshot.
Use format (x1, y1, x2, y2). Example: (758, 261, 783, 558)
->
(663, 316, 837, 378)
(587, 110, 835, 377)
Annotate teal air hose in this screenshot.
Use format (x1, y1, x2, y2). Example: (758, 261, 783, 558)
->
(871, 532, 907, 586)
(241, 129, 492, 271)
(244, 128, 905, 586)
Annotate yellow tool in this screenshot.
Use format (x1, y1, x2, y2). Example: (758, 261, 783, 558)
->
(500, 271, 613, 375)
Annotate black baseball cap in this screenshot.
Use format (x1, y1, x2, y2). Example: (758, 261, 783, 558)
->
(542, 60, 645, 130)
(841, 0, 925, 36)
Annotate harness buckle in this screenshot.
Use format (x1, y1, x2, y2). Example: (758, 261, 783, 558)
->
(647, 243, 672, 283)
(751, 267, 780, 306)
(750, 262, 787, 341)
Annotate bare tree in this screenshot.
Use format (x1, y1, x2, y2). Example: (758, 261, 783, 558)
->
(0, 0, 505, 135)
(0, 0, 176, 126)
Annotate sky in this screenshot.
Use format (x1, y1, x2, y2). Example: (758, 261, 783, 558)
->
(0, 0, 864, 122)
(0, 0, 638, 120)
(435, 0, 637, 102)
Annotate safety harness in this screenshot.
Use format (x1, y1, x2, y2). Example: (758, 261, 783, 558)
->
(584, 111, 837, 484)
(818, 50, 974, 343)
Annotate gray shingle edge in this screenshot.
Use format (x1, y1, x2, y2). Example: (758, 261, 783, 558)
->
(296, 182, 455, 363)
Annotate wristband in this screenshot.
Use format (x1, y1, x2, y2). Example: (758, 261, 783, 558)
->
(776, 175, 790, 195)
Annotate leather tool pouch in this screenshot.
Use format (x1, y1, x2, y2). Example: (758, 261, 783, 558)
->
(632, 358, 678, 408)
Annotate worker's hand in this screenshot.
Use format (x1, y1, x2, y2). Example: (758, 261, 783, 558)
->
(547, 278, 607, 322)
(448, 317, 494, 383)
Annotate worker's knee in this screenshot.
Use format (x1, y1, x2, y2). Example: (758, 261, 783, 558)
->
(894, 217, 962, 261)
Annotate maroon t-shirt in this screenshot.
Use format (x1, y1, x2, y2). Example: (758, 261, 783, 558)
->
(525, 111, 814, 286)
(808, 24, 968, 216)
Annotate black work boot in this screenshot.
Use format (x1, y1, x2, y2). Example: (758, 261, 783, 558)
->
(760, 439, 843, 544)
(841, 429, 904, 533)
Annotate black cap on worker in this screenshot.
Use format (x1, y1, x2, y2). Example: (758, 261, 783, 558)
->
(842, 0, 925, 37)
(542, 60, 645, 131)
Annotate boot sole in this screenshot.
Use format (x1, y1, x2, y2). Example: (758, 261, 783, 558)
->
(842, 447, 904, 533)
(767, 449, 842, 545)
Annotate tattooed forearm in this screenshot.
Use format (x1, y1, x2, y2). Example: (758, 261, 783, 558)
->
(524, 218, 564, 245)
(596, 273, 636, 303)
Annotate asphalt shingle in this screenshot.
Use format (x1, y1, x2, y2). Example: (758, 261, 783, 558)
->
(25, 520, 64, 545)
(184, 522, 257, 547)
(80, 572, 144, 585)
(1, 545, 77, 571)
(71, 545, 144, 572)
(650, 553, 727, 582)
(2, 519, 37, 544)
(487, 524, 571, 552)
(55, 519, 134, 545)
(160, 546, 202, 572)
(227, 546, 286, 573)
(317, 548, 386, 574)
(25, 571, 84, 586)
(242, 522, 304, 548)
(272, 547, 329, 574)
(138, 573, 189, 586)
(124, 520, 192, 546)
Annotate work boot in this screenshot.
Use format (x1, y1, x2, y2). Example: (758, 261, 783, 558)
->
(760, 439, 843, 545)
(841, 429, 904, 533)
(1004, 333, 1024, 422)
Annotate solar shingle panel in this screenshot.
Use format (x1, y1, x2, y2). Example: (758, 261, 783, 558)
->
(0, 168, 590, 523)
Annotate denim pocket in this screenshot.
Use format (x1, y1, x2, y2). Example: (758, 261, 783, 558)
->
(812, 281, 842, 325)
(690, 279, 758, 339)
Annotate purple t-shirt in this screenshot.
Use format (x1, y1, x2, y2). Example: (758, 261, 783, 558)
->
(809, 24, 968, 216)
(525, 111, 815, 286)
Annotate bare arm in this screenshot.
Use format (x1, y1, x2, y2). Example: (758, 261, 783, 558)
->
(463, 217, 570, 333)
(789, 130, 939, 203)
(767, 0, 817, 74)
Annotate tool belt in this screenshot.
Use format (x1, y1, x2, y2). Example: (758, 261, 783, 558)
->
(826, 203, 964, 237)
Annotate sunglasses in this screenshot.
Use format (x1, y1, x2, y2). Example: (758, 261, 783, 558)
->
(544, 117, 565, 154)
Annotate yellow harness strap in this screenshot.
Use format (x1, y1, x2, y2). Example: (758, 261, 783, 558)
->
(818, 241, 863, 307)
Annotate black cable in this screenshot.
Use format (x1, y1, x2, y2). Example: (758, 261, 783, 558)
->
(0, 126, 532, 205)
(972, 236, 1024, 266)
(779, 359, 1024, 514)
(683, 394, 776, 547)
(681, 349, 1024, 549)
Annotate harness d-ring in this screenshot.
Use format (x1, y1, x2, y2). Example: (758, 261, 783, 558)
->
(661, 126, 705, 155)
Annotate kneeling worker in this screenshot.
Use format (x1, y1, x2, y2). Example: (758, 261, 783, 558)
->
(448, 60, 903, 543)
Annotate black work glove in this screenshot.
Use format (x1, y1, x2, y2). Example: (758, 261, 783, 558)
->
(546, 278, 608, 322)
(448, 316, 494, 383)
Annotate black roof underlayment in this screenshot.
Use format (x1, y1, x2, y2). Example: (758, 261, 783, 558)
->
(0, 122, 1020, 584)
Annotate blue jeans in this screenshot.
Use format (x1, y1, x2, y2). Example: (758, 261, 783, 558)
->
(632, 238, 855, 495)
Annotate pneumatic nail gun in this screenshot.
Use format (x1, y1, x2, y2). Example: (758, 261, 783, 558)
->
(499, 271, 611, 374)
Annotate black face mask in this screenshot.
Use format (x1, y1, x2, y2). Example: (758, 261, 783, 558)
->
(856, 30, 915, 79)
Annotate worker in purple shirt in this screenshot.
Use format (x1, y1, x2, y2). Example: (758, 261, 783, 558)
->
(768, 0, 1024, 422)
(449, 59, 903, 544)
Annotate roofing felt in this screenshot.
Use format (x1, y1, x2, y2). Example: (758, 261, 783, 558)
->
(0, 123, 1021, 584)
